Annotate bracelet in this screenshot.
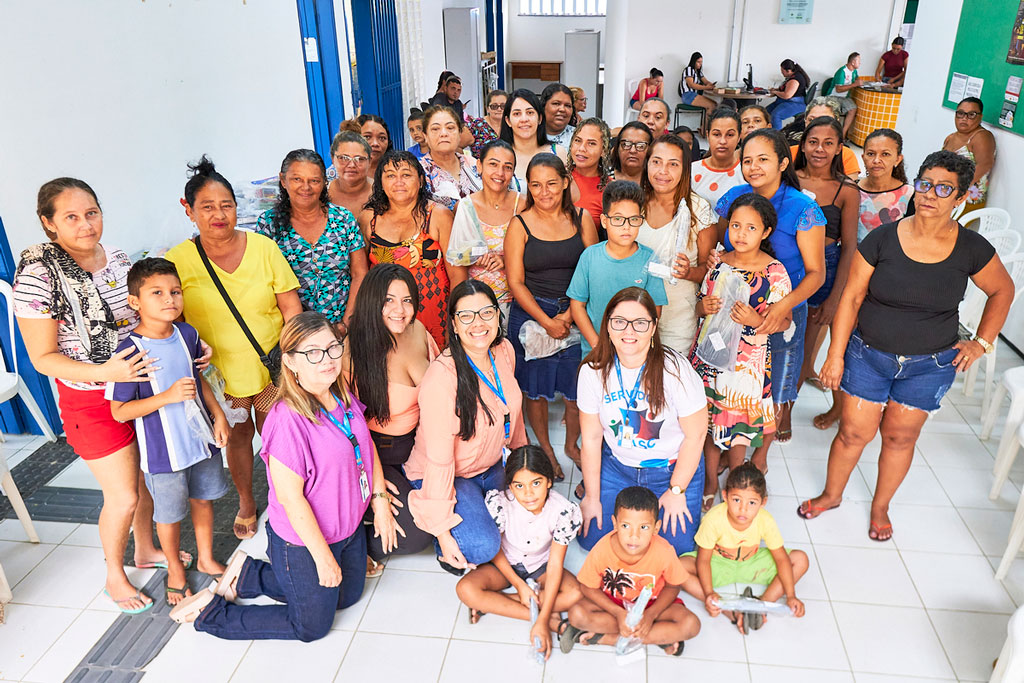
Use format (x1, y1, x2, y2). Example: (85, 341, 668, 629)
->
(973, 336, 994, 354)
(371, 492, 390, 502)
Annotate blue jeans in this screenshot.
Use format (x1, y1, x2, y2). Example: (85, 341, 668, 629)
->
(770, 302, 807, 405)
(194, 523, 366, 641)
(578, 443, 705, 554)
(840, 331, 958, 413)
(766, 98, 805, 129)
(408, 460, 504, 566)
(807, 242, 841, 308)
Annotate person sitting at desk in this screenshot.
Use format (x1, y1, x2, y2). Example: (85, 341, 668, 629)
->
(875, 37, 908, 87)
(943, 97, 996, 213)
(830, 52, 872, 139)
(429, 74, 465, 121)
(766, 59, 810, 129)
(679, 52, 717, 134)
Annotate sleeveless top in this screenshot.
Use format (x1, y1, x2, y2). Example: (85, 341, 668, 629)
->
(817, 182, 845, 242)
(572, 170, 604, 236)
(518, 211, 586, 300)
(954, 129, 994, 204)
(466, 194, 519, 303)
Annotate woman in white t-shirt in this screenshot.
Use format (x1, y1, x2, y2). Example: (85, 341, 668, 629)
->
(576, 287, 708, 555)
(691, 108, 744, 207)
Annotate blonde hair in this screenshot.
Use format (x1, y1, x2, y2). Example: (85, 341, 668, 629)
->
(275, 311, 350, 424)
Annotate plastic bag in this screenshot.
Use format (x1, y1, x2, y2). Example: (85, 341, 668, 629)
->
(525, 578, 545, 665)
(518, 320, 581, 361)
(695, 265, 750, 371)
(185, 398, 217, 446)
(615, 583, 653, 665)
(128, 213, 199, 263)
(234, 176, 280, 230)
(713, 595, 794, 617)
(644, 221, 689, 287)
(446, 199, 489, 266)
(202, 365, 249, 427)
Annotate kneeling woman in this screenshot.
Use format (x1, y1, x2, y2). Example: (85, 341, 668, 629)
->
(405, 280, 528, 574)
(171, 312, 400, 641)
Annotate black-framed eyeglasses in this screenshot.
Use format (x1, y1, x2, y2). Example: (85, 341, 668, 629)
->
(289, 341, 344, 364)
(335, 154, 369, 166)
(619, 141, 649, 152)
(955, 110, 981, 120)
(609, 316, 653, 332)
(487, 103, 505, 111)
(606, 215, 644, 227)
(914, 178, 956, 199)
(455, 304, 499, 325)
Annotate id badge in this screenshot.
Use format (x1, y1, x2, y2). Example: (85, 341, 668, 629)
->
(502, 446, 511, 464)
(359, 470, 371, 502)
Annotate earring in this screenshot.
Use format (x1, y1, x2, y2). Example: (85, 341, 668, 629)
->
(293, 370, 298, 380)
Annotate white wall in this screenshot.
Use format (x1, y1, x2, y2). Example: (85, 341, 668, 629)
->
(504, 10, 606, 64)
(0, 1, 312, 260)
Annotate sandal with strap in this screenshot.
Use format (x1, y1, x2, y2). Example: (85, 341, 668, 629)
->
(559, 624, 605, 653)
(366, 556, 385, 579)
(869, 521, 893, 542)
(103, 589, 154, 615)
(796, 499, 840, 520)
(169, 587, 217, 624)
(659, 640, 686, 656)
(215, 550, 248, 602)
(135, 550, 194, 570)
(468, 608, 484, 624)
(165, 583, 192, 607)
(233, 514, 258, 540)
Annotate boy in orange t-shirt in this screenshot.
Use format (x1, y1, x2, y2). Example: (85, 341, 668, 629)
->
(562, 486, 700, 655)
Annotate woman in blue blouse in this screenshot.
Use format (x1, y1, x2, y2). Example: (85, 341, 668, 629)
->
(713, 129, 826, 469)
(257, 149, 369, 335)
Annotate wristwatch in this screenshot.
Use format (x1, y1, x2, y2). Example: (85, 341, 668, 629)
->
(973, 336, 994, 354)
(371, 492, 391, 502)
(669, 485, 684, 495)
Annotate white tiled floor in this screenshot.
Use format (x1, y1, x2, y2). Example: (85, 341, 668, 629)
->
(1, 354, 1023, 681)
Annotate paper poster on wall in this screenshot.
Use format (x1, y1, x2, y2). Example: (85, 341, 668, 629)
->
(1008, 1, 1024, 64)
(779, 0, 813, 24)
(948, 72, 968, 102)
(965, 76, 985, 98)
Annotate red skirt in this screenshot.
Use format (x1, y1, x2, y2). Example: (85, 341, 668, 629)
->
(56, 382, 135, 460)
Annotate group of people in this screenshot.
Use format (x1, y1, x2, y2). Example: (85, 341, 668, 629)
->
(10, 62, 1013, 655)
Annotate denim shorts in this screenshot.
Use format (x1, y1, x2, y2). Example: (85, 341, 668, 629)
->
(769, 303, 807, 405)
(680, 90, 698, 105)
(807, 242, 841, 308)
(144, 454, 229, 524)
(840, 331, 958, 413)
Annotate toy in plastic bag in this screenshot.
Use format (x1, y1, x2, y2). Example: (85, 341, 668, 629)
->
(525, 578, 545, 664)
(185, 398, 218, 446)
(518, 320, 581, 361)
(695, 265, 751, 371)
(446, 199, 489, 266)
(712, 595, 795, 617)
(644, 221, 689, 287)
(615, 583, 653, 665)
(202, 365, 249, 427)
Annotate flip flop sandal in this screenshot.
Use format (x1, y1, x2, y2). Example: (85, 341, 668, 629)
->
(796, 500, 840, 520)
(169, 587, 217, 624)
(729, 611, 748, 636)
(702, 494, 716, 512)
(215, 550, 248, 602)
(468, 608, 484, 624)
(869, 521, 893, 542)
(775, 429, 793, 443)
(103, 589, 154, 615)
(741, 587, 765, 631)
(366, 556, 385, 579)
(717, 462, 730, 476)
(659, 641, 686, 657)
(574, 483, 585, 500)
(436, 557, 465, 577)
(559, 625, 605, 653)
(233, 514, 258, 540)
(165, 583, 191, 607)
(135, 550, 194, 570)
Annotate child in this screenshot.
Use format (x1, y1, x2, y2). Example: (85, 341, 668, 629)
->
(456, 446, 582, 659)
(107, 258, 230, 606)
(690, 194, 791, 510)
(568, 180, 668, 358)
(563, 486, 700, 656)
(408, 108, 427, 159)
(680, 463, 808, 634)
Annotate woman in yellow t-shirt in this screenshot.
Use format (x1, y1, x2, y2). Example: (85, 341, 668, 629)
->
(166, 156, 301, 540)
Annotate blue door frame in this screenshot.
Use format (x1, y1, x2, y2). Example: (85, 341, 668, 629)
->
(486, 0, 505, 89)
(297, 0, 347, 160)
(350, 0, 405, 150)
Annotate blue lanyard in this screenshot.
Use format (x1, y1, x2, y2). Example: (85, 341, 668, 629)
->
(322, 407, 363, 470)
(467, 351, 511, 441)
(615, 356, 645, 409)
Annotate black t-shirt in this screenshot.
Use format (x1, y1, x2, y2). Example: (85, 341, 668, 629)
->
(787, 72, 809, 100)
(428, 92, 464, 121)
(857, 222, 995, 355)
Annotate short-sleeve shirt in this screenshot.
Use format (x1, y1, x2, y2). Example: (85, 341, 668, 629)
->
(717, 184, 827, 289)
(485, 488, 581, 573)
(681, 66, 703, 93)
(427, 92, 464, 120)
(547, 126, 576, 149)
(856, 222, 995, 355)
(566, 242, 668, 356)
(468, 118, 499, 159)
(694, 503, 784, 551)
(578, 533, 687, 602)
(881, 50, 908, 79)
(259, 397, 374, 545)
(692, 159, 744, 207)
(420, 153, 482, 212)
(577, 352, 707, 468)
(106, 323, 216, 474)
(832, 65, 858, 98)
(165, 233, 300, 397)
(256, 204, 365, 324)
(13, 246, 137, 391)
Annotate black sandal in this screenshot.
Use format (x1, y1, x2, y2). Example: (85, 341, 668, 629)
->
(559, 624, 605, 653)
(165, 583, 190, 607)
(659, 641, 686, 657)
(436, 557, 465, 577)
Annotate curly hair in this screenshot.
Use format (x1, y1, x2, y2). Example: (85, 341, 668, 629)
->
(363, 150, 432, 220)
(272, 149, 329, 230)
(565, 117, 613, 190)
(917, 150, 975, 198)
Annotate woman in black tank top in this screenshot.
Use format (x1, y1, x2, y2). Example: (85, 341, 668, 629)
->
(504, 153, 599, 483)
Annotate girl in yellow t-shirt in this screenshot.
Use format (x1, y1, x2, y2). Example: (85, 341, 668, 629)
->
(680, 463, 807, 634)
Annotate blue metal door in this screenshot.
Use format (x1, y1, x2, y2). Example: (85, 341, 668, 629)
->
(296, 0, 347, 160)
(350, 0, 405, 150)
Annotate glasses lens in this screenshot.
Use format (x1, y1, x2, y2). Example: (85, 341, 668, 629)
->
(608, 216, 626, 227)
(914, 179, 931, 194)
(935, 184, 955, 198)
(478, 306, 497, 321)
(306, 349, 326, 363)
(326, 343, 344, 359)
(628, 216, 644, 227)
(631, 319, 652, 332)
(457, 311, 476, 324)
(609, 317, 628, 331)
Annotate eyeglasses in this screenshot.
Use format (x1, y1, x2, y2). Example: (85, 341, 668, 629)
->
(487, 103, 505, 111)
(619, 141, 650, 152)
(289, 341, 344, 364)
(609, 316, 653, 332)
(955, 110, 981, 120)
(335, 154, 369, 166)
(914, 178, 957, 199)
(455, 304, 499, 325)
(606, 215, 644, 227)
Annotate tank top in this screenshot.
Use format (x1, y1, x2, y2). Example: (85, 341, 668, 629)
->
(518, 211, 585, 300)
(954, 130, 993, 204)
(572, 171, 604, 237)
(818, 182, 845, 242)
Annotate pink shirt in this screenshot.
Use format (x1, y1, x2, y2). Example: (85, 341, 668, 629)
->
(260, 397, 373, 545)
(405, 340, 528, 535)
(485, 489, 582, 573)
(364, 327, 440, 436)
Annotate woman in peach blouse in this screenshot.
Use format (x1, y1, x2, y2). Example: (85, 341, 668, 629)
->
(405, 279, 528, 575)
(345, 265, 438, 575)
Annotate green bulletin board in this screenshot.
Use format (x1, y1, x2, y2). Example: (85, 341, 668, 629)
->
(942, 0, 1024, 135)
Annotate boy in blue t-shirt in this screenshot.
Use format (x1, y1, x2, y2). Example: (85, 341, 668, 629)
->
(568, 180, 668, 357)
(107, 258, 230, 608)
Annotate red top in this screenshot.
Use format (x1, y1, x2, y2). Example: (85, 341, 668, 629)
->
(881, 50, 908, 78)
(572, 170, 604, 234)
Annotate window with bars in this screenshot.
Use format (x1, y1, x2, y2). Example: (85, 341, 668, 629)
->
(519, 0, 606, 16)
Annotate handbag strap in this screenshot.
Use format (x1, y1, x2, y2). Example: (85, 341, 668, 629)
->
(194, 237, 269, 361)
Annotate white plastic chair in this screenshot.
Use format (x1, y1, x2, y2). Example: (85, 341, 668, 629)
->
(0, 281, 57, 445)
(992, 603, 1024, 681)
(961, 207, 1011, 235)
(625, 78, 640, 123)
(996, 422, 1024, 580)
(985, 367, 1024, 499)
(951, 203, 966, 221)
(985, 229, 1023, 259)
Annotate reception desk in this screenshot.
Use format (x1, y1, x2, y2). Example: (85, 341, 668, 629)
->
(849, 86, 903, 147)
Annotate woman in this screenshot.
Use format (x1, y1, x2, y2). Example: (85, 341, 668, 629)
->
(637, 98, 671, 138)
(359, 114, 393, 178)
(792, 118, 860, 402)
(257, 149, 368, 334)
(679, 53, 717, 132)
(419, 106, 482, 211)
(450, 140, 522, 320)
(943, 97, 996, 213)
(714, 129, 826, 461)
(500, 89, 568, 188)
(610, 121, 654, 185)
(631, 67, 665, 110)
(566, 117, 613, 231)
(505, 154, 599, 482)
(327, 132, 374, 218)
(359, 149, 462, 349)
(739, 105, 772, 139)
(801, 151, 1013, 541)
(577, 287, 709, 554)
(14, 178, 190, 613)
(692, 108, 743, 207)
(570, 86, 587, 126)
(468, 89, 508, 159)
(856, 128, 914, 243)
(166, 157, 302, 540)
(766, 59, 810, 129)
(639, 134, 717, 355)
(405, 280, 529, 573)
(541, 83, 577, 148)
(173, 312, 400, 638)
(874, 37, 908, 86)
(345, 265, 438, 572)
